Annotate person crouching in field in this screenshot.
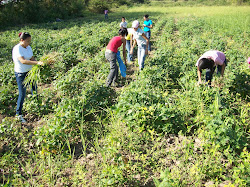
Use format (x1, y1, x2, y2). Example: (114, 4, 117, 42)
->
(12, 32, 44, 123)
(196, 50, 227, 86)
(105, 28, 127, 87)
(130, 20, 149, 71)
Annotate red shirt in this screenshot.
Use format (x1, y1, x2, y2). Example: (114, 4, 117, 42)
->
(107, 36, 122, 53)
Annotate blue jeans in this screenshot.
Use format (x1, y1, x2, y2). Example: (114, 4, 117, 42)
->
(105, 14, 108, 19)
(138, 45, 147, 70)
(15, 72, 37, 115)
(205, 59, 227, 85)
(145, 31, 151, 51)
(126, 40, 133, 62)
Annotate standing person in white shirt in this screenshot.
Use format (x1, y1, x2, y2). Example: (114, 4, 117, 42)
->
(130, 20, 149, 71)
(12, 32, 44, 123)
(120, 17, 128, 29)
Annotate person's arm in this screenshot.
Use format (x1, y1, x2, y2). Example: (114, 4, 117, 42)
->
(197, 67, 202, 84)
(220, 63, 226, 77)
(18, 56, 43, 65)
(142, 33, 149, 55)
(145, 23, 153, 29)
(121, 38, 127, 65)
(143, 21, 153, 29)
(130, 34, 136, 55)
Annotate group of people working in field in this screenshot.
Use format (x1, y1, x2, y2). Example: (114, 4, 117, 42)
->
(105, 15, 153, 87)
(13, 14, 232, 123)
(105, 15, 227, 88)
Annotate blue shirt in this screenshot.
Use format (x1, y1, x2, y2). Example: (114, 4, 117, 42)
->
(143, 20, 152, 32)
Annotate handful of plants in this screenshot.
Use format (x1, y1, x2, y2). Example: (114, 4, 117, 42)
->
(24, 52, 63, 87)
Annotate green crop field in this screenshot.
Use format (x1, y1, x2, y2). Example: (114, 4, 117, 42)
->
(0, 4, 249, 186)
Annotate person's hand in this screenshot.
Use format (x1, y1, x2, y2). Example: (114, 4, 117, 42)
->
(143, 24, 146, 27)
(37, 61, 44, 66)
(130, 49, 133, 55)
(197, 81, 202, 85)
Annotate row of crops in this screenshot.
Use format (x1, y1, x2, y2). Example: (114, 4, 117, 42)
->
(0, 10, 249, 186)
(113, 16, 249, 185)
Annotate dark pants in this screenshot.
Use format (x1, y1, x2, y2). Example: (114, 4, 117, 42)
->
(15, 72, 37, 115)
(205, 59, 227, 85)
(105, 51, 118, 87)
(145, 31, 151, 51)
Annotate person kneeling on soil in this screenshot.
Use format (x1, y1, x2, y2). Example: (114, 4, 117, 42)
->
(196, 50, 227, 86)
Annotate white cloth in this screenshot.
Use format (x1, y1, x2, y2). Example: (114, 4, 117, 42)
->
(132, 20, 139, 28)
(196, 50, 226, 66)
(133, 28, 146, 47)
(12, 43, 33, 73)
(126, 28, 133, 40)
(120, 21, 127, 28)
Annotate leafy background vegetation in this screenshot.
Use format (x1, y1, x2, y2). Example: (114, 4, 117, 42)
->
(0, 0, 249, 186)
(0, 0, 148, 28)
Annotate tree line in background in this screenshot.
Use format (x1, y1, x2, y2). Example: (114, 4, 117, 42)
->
(0, 0, 248, 29)
(0, 0, 147, 28)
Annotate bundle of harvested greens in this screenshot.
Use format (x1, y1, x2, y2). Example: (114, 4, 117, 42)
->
(24, 52, 63, 87)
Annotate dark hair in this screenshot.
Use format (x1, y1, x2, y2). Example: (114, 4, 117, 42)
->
(198, 58, 215, 72)
(122, 17, 125, 19)
(118, 28, 128, 37)
(19, 32, 31, 40)
(144, 14, 149, 18)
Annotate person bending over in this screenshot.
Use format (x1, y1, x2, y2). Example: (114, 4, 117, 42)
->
(196, 50, 227, 86)
(105, 28, 127, 87)
(130, 20, 149, 71)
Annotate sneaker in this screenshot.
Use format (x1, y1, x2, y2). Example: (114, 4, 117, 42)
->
(16, 115, 27, 123)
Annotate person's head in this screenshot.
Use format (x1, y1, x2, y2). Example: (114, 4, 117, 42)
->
(144, 14, 149, 20)
(19, 32, 31, 47)
(118, 28, 128, 37)
(122, 17, 125, 22)
(132, 20, 140, 31)
(198, 58, 215, 72)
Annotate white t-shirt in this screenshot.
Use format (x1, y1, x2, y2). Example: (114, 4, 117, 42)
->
(120, 21, 127, 28)
(126, 28, 133, 40)
(133, 28, 146, 47)
(12, 43, 33, 73)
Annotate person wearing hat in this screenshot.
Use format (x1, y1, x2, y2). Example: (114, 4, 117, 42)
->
(130, 20, 149, 71)
(196, 50, 227, 86)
